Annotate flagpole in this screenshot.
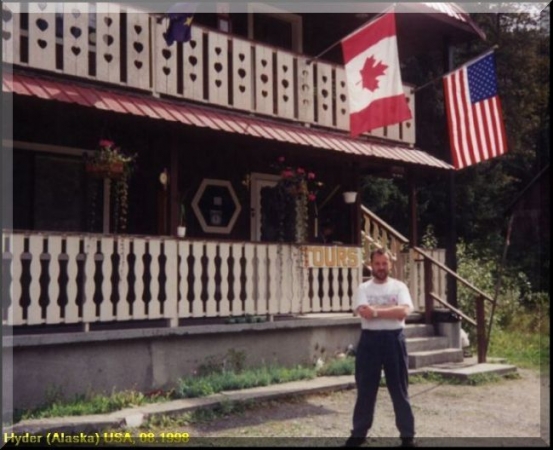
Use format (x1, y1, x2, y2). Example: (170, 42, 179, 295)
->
(413, 45, 499, 93)
(306, 3, 396, 65)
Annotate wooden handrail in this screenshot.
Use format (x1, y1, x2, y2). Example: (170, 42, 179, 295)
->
(413, 246, 495, 305)
(430, 292, 477, 326)
(361, 205, 410, 244)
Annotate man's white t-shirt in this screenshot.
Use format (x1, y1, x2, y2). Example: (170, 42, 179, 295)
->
(355, 277, 413, 330)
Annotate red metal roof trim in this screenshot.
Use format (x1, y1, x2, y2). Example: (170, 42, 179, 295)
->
(3, 73, 453, 170)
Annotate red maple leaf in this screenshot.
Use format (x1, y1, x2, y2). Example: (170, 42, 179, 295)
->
(359, 55, 388, 92)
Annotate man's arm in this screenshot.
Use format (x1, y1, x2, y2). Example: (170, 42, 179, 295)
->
(358, 304, 411, 320)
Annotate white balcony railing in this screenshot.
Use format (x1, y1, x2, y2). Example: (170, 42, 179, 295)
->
(2, 232, 362, 329)
(2, 2, 415, 144)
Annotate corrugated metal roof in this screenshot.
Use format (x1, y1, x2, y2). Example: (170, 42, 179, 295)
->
(3, 73, 453, 170)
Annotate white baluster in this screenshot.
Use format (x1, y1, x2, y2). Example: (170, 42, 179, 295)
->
(95, 2, 121, 84)
(126, 7, 150, 90)
(63, 2, 89, 78)
(208, 31, 229, 107)
(232, 38, 253, 111)
(244, 243, 255, 315)
(28, 2, 56, 72)
(83, 236, 97, 325)
(116, 237, 131, 322)
(2, 2, 20, 65)
(178, 240, 191, 318)
(267, 244, 278, 316)
(28, 235, 43, 325)
(164, 239, 178, 326)
(219, 244, 230, 316)
(133, 238, 146, 319)
(331, 267, 340, 312)
(255, 244, 268, 316)
(183, 27, 204, 101)
(191, 242, 204, 317)
(149, 239, 161, 319)
(230, 243, 243, 316)
(255, 45, 274, 116)
(64, 236, 80, 323)
(205, 242, 217, 316)
(45, 236, 61, 324)
(99, 237, 114, 322)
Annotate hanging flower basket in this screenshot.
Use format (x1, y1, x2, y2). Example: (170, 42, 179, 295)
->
(85, 162, 125, 179)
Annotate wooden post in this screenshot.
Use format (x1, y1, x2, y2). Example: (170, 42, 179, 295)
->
(170, 141, 179, 236)
(476, 295, 486, 363)
(409, 176, 418, 247)
(423, 257, 433, 324)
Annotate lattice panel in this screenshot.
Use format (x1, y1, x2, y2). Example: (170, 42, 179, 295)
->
(28, 2, 56, 71)
(255, 45, 274, 116)
(2, 2, 20, 64)
(335, 67, 349, 131)
(183, 27, 204, 101)
(276, 51, 295, 120)
(95, 3, 121, 85)
(232, 38, 253, 111)
(154, 18, 179, 96)
(316, 63, 333, 127)
(126, 8, 150, 90)
(297, 57, 314, 124)
(207, 31, 229, 107)
(62, 2, 89, 78)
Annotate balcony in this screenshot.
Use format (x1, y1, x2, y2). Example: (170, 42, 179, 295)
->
(2, 3, 415, 145)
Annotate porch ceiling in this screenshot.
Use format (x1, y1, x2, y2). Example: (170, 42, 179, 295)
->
(3, 72, 453, 170)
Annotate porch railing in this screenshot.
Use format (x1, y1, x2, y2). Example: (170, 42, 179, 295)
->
(1, 2, 415, 145)
(2, 231, 361, 330)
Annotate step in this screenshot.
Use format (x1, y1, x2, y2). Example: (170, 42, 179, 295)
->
(408, 348, 464, 369)
(426, 362, 518, 380)
(403, 324, 435, 338)
(406, 336, 450, 353)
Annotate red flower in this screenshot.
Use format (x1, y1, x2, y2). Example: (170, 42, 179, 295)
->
(278, 156, 286, 163)
(308, 193, 317, 202)
(296, 168, 305, 175)
(307, 172, 315, 180)
(281, 169, 294, 178)
(99, 139, 114, 148)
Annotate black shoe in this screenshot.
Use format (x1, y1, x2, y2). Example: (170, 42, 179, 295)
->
(344, 436, 367, 447)
(400, 437, 417, 447)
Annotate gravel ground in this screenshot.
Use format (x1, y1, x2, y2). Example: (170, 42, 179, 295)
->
(155, 368, 549, 447)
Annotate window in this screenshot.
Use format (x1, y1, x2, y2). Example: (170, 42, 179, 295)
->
(247, 5, 302, 53)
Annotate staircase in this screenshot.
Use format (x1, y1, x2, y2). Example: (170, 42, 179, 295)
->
(361, 205, 497, 367)
(404, 323, 463, 369)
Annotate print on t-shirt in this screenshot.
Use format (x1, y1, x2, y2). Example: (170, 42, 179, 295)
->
(365, 294, 399, 307)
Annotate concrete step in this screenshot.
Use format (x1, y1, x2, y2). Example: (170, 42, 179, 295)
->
(408, 348, 464, 369)
(403, 323, 434, 338)
(406, 336, 450, 353)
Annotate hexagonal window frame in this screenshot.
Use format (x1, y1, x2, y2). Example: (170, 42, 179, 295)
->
(191, 179, 242, 234)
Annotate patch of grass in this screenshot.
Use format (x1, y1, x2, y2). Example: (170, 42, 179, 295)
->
(487, 326, 549, 371)
(16, 389, 172, 423)
(318, 356, 355, 376)
(175, 365, 316, 399)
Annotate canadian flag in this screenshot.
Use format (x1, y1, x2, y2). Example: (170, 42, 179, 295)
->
(341, 12, 412, 137)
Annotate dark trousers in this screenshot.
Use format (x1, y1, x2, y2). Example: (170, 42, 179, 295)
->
(351, 329, 415, 438)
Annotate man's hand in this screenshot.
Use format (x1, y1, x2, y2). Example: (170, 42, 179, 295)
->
(357, 305, 375, 320)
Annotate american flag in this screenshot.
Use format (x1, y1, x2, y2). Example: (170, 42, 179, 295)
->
(443, 52, 507, 170)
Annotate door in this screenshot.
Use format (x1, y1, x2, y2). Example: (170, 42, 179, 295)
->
(250, 173, 280, 241)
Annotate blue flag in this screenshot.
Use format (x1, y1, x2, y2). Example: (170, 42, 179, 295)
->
(164, 13, 194, 46)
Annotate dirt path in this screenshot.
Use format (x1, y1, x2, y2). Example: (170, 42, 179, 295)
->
(169, 368, 549, 446)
